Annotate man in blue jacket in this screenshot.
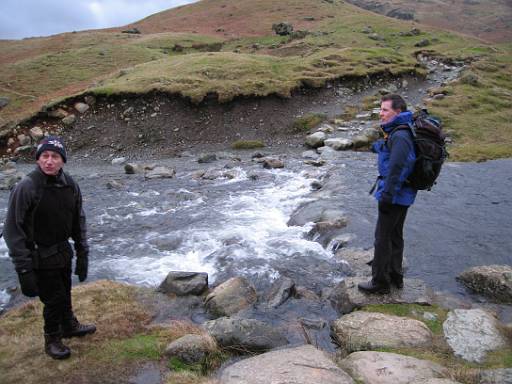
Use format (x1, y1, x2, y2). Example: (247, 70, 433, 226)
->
(358, 94, 417, 294)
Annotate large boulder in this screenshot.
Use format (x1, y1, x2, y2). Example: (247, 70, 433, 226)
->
(324, 138, 353, 150)
(204, 277, 257, 317)
(272, 22, 294, 36)
(158, 271, 208, 296)
(164, 333, 217, 364)
(0, 96, 10, 109)
(442, 308, 507, 363)
(74, 102, 90, 114)
(351, 134, 372, 149)
(362, 127, 381, 141)
(124, 163, 141, 174)
(266, 276, 295, 308)
(262, 158, 284, 169)
(29, 127, 44, 141)
(220, 345, 354, 384)
(61, 114, 76, 126)
(318, 146, 339, 160)
(328, 277, 433, 314)
(144, 166, 176, 179)
(305, 131, 326, 148)
(479, 368, 512, 384)
(0, 172, 24, 190)
(332, 311, 433, 352)
(204, 317, 287, 352)
(457, 265, 512, 303)
(340, 351, 448, 384)
(288, 200, 347, 227)
(198, 153, 217, 163)
(335, 248, 373, 277)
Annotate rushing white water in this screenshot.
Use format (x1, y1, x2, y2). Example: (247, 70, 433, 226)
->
(92, 167, 332, 287)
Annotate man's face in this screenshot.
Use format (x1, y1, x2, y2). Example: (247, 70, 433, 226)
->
(37, 150, 64, 176)
(380, 100, 400, 124)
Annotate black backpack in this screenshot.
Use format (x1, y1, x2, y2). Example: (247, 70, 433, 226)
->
(395, 109, 448, 191)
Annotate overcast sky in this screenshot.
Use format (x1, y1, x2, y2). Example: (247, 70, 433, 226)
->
(0, 0, 199, 40)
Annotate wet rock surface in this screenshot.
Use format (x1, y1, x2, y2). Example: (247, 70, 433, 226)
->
(328, 277, 434, 314)
(204, 317, 288, 352)
(458, 265, 512, 303)
(205, 277, 257, 318)
(158, 271, 208, 296)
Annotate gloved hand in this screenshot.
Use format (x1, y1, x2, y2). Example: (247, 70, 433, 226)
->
(75, 251, 88, 282)
(17, 270, 38, 297)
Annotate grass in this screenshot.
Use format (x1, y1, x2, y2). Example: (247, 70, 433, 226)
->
(0, 280, 223, 384)
(231, 140, 265, 149)
(290, 112, 327, 132)
(427, 45, 512, 161)
(0, 0, 511, 160)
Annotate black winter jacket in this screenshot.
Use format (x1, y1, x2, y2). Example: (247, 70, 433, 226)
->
(3, 167, 88, 273)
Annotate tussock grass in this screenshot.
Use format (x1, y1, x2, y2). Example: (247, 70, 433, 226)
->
(428, 46, 512, 161)
(0, 280, 221, 384)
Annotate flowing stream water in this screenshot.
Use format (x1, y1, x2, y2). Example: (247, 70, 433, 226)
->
(1, 151, 511, 317)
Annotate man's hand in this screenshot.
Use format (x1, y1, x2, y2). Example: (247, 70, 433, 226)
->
(75, 251, 88, 282)
(17, 270, 38, 297)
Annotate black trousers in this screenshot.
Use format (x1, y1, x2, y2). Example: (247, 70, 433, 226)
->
(35, 262, 75, 335)
(372, 201, 409, 285)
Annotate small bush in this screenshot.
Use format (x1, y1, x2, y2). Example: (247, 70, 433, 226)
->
(290, 113, 327, 132)
(459, 72, 480, 86)
(231, 140, 265, 149)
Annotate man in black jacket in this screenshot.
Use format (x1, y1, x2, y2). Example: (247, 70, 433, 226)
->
(4, 136, 96, 359)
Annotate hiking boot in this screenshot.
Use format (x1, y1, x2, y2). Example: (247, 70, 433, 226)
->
(389, 271, 404, 289)
(391, 276, 404, 289)
(62, 318, 96, 338)
(357, 280, 390, 294)
(44, 333, 71, 360)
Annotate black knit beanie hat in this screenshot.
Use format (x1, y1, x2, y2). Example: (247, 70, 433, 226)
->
(35, 136, 67, 163)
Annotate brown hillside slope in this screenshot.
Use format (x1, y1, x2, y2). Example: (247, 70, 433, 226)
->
(345, 0, 512, 43)
(118, 0, 335, 37)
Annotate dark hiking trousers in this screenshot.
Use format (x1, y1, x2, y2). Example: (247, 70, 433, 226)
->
(372, 201, 409, 286)
(36, 262, 74, 335)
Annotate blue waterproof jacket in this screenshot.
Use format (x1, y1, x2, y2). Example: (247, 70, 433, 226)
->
(372, 111, 417, 206)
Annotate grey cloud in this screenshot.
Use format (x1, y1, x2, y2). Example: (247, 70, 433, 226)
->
(0, 0, 197, 40)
